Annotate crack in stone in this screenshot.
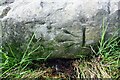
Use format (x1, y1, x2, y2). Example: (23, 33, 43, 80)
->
(82, 26, 86, 47)
(40, 1, 44, 8)
(62, 29, 79, 37)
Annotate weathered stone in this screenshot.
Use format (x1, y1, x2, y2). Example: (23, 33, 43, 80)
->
(0, 22, 1, 43)
(0, 0, 120, 58)
(0, 0, 14, 5)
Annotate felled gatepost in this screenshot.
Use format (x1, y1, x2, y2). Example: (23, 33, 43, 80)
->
(0, 0, 120, 58)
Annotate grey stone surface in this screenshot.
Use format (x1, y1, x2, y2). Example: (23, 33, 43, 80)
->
(0, 0, 14, 5)
(0, 0, 120, 58)
(0, 22, 1, 47)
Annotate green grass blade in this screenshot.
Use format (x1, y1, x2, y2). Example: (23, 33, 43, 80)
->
(22, 34, 35, 59)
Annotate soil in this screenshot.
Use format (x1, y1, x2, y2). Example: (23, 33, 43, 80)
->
(29, 58, 80, 79)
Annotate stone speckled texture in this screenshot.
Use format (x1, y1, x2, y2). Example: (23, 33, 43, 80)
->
(0, 0, 120, 58)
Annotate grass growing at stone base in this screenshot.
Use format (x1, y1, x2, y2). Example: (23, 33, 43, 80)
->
(77, 32, 120, 78)
(77, 21, 120, 78)
(0, 23, 120, 79)
(0, 34, 54, 78)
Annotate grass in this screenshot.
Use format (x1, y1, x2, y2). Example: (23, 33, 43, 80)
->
(0, 34, 54, 78)
(0, 20, 120, 79)
(77, 20, 120, 78)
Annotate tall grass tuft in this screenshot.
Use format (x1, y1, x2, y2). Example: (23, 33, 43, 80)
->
(96, 19, 120, 78)
(78, 19, 120, 78)
(0, 33, 53, 78)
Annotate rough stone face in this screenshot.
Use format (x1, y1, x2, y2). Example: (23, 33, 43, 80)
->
(0, 0, 120, 58)
(0, 0, 14, 5)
